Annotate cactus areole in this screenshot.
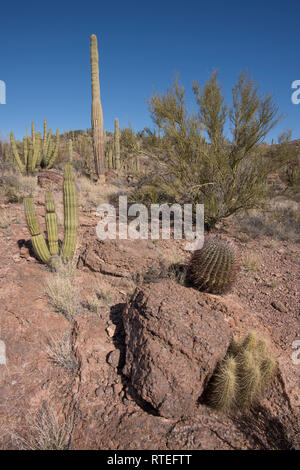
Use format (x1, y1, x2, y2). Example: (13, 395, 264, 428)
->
(90, 34, 105, 179)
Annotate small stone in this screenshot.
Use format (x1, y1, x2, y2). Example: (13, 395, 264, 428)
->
(107, 349, 120, 367)
(95, 386, 104, 397)
(106, 325, 116, 338)
(271, 300, 286, 313)
(113, 383, 123, 395)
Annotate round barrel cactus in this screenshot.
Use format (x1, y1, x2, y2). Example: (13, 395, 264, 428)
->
(188, 235, 240, 294)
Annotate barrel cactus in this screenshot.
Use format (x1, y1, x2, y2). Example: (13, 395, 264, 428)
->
(24, 164, 78, 265)
(188, 235, 240, 294)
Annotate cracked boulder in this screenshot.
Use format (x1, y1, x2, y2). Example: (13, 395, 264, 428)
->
(122, 280, 232, 418)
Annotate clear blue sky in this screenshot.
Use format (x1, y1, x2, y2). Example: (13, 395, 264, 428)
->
(0, 0, 299, 142)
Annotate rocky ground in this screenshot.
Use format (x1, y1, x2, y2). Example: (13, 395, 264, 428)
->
(0, 170, 299, 450)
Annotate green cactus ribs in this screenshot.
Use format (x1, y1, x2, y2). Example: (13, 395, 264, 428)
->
(61, 164, 78, 262)
(187, 234, 240, 294)
(24, 198, 51, 264)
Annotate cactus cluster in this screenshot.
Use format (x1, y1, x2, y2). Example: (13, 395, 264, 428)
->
(24, 164, 78, 265)
(209, 331, 277, 413)
(187, 234, 240, 294)
(10, 119, 60, 174)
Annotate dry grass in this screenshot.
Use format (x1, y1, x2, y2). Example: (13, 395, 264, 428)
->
(1, 172, 38, 203)
(45, 263, 81, 320)
(12, 405, 74, 450)
(0, 210, 13, 229)
(236, 198, 300, 243)
(243, 252, 261, 272)
(46, 331, 78, 372)
(78, 177, 118, 208)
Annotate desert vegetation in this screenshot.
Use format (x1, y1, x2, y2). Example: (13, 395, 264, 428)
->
(0, 30, 299, 452)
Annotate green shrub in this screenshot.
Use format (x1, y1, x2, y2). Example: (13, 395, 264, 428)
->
(144, 73, 296, 229)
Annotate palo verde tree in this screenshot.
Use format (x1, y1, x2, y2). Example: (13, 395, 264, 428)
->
(146, 72, 294, 229)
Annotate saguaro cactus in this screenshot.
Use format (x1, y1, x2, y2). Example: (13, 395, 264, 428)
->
(114, 118, 120, 171)
(90, 34, 105, 179)
(24, 165, 78, 265)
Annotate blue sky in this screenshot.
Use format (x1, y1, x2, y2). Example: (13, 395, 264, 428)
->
(0, 0, 299, 141)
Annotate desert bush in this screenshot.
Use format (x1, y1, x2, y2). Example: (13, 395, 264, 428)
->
(187, 234, 240, 294)
(1, 173, 38, 203)
(236, 199, 300, 243)
(143, 72, 296, 229)
(208, 331, 277, 413)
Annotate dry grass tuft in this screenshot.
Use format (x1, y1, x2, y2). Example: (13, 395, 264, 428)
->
(45, 265, 81, 320)
(46, 331, 78, 372)
(0, 210, 13, 229)
(12, 405, 74, 450)
(243, 252, 261, 272)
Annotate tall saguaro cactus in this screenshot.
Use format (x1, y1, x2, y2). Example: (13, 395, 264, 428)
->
(90, 34, 105, 179)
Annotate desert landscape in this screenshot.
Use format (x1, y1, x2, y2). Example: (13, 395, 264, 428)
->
(0, 3, 299, 453)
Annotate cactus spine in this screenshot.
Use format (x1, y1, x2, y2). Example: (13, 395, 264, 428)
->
(24, 165, 78, 265)
(188, 235, 240, 294)
(90, 34, 105, 179)
(114, 118, 120, 171)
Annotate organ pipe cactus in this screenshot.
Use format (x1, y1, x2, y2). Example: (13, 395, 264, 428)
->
(188, 234, 240, 294)
(45, 192, 59, 255)
(61, 164, 78, 261)
(90, 34, 105, 178)
(23, 198, 51, 264)
(114, 118, 120, 171)
(24, 164, 78, 265)
(10, 120, 60, 174)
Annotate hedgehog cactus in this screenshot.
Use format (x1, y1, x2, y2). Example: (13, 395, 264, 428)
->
(188, 235, 240, 294)
(24, 164, 78, 265)
(208, 331, 277, 413)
